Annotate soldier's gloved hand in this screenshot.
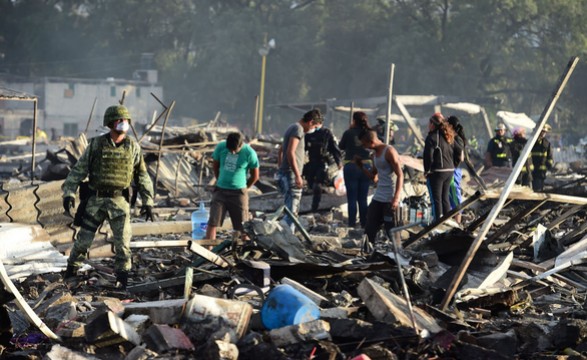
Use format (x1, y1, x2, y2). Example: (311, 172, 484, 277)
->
(142, 205, 154, 222)
(63, 196, 75, 215)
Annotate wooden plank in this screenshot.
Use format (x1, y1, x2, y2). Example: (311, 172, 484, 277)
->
(482, 189, 587, 205)
(130, 238, 224, 249)
(188, 241, 232, 268)
(440, 57, 580, 310)
(394, 98, 425, 147)
(131, 221, 191, 236)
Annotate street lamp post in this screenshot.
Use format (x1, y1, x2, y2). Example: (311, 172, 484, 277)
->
(257, 36, 275, 135)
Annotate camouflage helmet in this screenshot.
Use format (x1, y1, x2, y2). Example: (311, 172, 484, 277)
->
(103, 105, 132, 127)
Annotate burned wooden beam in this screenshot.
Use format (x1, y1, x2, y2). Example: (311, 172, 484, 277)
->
(482, 188, 587, 205)
(485, 199, 548, 244)
(547, 204, 586, 231)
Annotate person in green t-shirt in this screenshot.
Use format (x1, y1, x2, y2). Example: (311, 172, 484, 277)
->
(205, 132, 260, 241)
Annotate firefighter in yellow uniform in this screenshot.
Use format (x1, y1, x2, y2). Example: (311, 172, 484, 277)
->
(484, 123, 513, 168)
(62, 105, 154, 289)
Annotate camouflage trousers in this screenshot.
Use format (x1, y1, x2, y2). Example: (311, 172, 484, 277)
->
(68, 195, 132, 271)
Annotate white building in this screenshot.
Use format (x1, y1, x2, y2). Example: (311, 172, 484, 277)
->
(0, 68, 163, 140)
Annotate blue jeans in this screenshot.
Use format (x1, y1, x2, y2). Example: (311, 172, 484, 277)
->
(343, 162, 371, 227)
(277, 170, 302, 228)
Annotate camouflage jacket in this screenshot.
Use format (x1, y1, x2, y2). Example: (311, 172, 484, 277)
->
(62, 133, 154, 206)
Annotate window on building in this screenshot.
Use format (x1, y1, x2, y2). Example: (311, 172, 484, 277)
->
(64, 123, 79, 137)
(136, 87, 141, 98)
(110, 86, 116, 97)
(64, 83, 75, 98)
(19, 119, 33, 136)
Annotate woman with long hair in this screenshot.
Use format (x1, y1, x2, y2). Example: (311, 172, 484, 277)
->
(338, 111, 372, 227)
(423, 113, 457, 221)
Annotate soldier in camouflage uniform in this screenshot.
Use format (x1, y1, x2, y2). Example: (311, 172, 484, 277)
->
(62, 105, 154, 289)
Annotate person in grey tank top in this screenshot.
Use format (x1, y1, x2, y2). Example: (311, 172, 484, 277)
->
(357, 129, 404, 246)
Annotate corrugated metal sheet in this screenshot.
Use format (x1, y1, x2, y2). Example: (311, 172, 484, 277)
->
(0, 85, 37, 100)
(148, 153, 202, 199)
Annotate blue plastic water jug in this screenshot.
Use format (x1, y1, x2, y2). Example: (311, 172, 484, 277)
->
(260, 284, 320, 330)
(191, 201, 209, 239)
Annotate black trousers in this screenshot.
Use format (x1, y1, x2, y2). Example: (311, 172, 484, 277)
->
(364, 200, 396, 244)
(427, 171, 454, 220)
(303, 161, 327, 211)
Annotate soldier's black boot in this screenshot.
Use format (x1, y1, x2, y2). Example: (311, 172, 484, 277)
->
(64, 264, 78, 279)
(115, 271, 128, 290)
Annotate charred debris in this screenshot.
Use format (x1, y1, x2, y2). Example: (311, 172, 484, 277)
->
(0, 119, 585, 359)
(2, 64, 587, 359)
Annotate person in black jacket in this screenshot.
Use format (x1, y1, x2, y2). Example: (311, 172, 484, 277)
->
(447, 116, 466, 223)
(423, 113, 457, 221)
(339, 112, 372, 228)
(303, 118, 342, 211)
(485, 123, 513, 168)
(511, 127, 533, 186)
(531, 124, 554, 191)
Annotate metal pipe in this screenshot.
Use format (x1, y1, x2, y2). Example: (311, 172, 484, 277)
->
(83, 97, 97, 135)
(153, 101, 175, 195)
(283, 205, 312, 244)
(385, 64, 395, 145)
(30, 98, 38, 184)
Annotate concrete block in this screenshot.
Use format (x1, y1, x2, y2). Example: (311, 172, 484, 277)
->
(124, 345, 159, 360)
(124, 346, 158, 360)
(54, 320, 85, 339)
(85, 311, 141, 348)
(86, 298, 126, 325)
(200, 284, 224, 298)
(43, 301, 77, 330)
(124, 299, 187, 324)
(44, 344, 101, 359)
(320, 307, 349, 319)
(202, 339, 239, 360)
(124, 314, 151, 335)
(309, 234, 342, 251)
(269, 319, 331, 347)
(143, 324, 195, 353)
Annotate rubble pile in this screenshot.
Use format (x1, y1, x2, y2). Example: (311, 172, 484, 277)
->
(0, 126, 586, 359)
(0, 183, 586, 359)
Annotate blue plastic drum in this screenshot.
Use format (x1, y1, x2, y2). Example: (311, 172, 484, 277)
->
(261, 284, 321, 329)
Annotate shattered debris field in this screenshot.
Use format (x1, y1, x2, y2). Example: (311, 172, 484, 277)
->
(1, 130, 587, 360)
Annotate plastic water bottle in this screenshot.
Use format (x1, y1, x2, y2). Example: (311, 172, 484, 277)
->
(191, 201, 209, 239)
